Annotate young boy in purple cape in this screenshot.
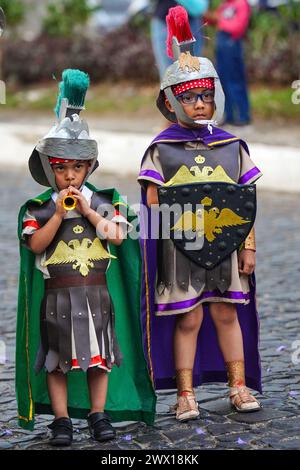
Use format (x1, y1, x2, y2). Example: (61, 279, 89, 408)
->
(137, 6, 262, 421)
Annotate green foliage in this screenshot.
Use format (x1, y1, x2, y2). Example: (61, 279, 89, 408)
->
(0, 0, 24, 27)
(42, 0, 93, 38)
(2, 2, 300, 87)
(250, 86, 299, 120)
(249, 2, 300, 43)
(209, 0, 222, 9)
(246, 2, 300, 84)
(203, 1, 300, 85)
(128, 12, 151, 36)
(3, 82, 298, 123)
(278, 0, 300, 28)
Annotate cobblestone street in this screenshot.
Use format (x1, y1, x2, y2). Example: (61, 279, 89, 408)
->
(0, 168, 300, 450)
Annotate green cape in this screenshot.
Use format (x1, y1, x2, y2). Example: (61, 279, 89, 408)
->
(16, 182, 156, 430)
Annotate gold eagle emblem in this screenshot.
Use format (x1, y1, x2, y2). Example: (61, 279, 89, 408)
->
(172, 204, 250, 243)
(43, 237, 116, 277)
(164, 164, 235, 186)
(178, 52, 200, 72)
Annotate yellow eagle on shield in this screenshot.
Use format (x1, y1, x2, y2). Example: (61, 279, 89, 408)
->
(172, 197, 250, 243)
(43, 237, 116, 276)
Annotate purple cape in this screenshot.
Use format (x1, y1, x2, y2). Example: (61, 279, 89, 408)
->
(139, 124, 262, 393)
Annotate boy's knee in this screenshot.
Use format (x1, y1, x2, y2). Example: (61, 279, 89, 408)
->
(211, 303, 237, 326)
(217, 313, 236, 326)
(177, 312, 202, 334)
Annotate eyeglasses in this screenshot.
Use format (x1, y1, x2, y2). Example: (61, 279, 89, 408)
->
(176, 90, 215, 105)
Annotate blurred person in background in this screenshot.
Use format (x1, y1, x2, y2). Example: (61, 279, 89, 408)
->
(204, 0, 251, 126)
(89, 0, 131, 33)
(0, 7, 5, 37)
(151, 0, 209, 79)
(0, 7, 5, 83)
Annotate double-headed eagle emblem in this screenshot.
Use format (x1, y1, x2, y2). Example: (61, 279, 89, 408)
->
(43, 237, 116, 276)
(172, 197, 250, 242)
(178, 51, 201, 72)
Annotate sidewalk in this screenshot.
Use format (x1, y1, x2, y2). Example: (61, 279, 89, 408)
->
(0, 169, 300, 450)
(0, 116, 299, 192)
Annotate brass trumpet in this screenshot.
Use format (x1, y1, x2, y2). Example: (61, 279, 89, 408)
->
(62, 191, 77, 211)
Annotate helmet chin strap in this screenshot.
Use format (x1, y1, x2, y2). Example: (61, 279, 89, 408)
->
(80, 156, 98, 190)
(39, 153, 60, 193)
(164, 87, 218, 133)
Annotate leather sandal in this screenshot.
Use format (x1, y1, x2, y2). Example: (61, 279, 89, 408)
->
(230, 386, 262, 413)
(174, 393, 200, 421)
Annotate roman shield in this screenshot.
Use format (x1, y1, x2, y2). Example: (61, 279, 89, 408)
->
(158, 182, 256, 270)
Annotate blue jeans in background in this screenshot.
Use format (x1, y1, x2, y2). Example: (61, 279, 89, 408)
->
(216, 31, 251, 124)
(151, 16, 203, 80)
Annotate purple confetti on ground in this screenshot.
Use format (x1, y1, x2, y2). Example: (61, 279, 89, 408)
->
(3, 430, 13, 436)
(276, 345, 287, 352)
(289, 391, 298, 397)
(237, 437, 247, 445)
(267, 368, 271, 373)
(123, 434, 132, 441)
(195, 427, 206, 435)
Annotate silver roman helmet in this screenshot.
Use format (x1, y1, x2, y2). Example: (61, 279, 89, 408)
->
(29, 69, 99, 192)
(156, 6, 225, 128)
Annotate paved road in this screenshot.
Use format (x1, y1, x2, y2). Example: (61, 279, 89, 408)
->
(0, 168, 300, 450)
(1, 117, 300, 193)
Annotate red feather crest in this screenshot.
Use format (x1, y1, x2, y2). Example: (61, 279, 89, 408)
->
(166, 6, 194, 59)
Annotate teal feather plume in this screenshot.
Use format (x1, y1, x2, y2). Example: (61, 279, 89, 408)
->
(54, 69, 90, 118)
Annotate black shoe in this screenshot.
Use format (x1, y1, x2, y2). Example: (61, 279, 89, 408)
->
(87, 412, 116, 442)
(48, 417, 73, 447)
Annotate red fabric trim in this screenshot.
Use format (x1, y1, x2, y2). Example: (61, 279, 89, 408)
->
(49, 157, 77, 164)
(71, 354, 111, 369)
(113, 210, 128, 223)
(172, 79, 215, 96)
(22, 220, 40, 230)
(179, 391, 193, 397)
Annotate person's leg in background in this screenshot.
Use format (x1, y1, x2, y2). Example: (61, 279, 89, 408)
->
(216, 31, 236, 124)
(189, 16, 203, 58)
(150, 17, 173, 80)
(231, 39, 251, 124)
(217, 31, 251, 125)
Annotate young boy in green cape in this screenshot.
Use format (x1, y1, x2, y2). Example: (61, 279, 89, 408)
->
(16, 69, 156, 446)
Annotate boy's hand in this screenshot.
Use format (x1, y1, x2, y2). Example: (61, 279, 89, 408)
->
(238, 249, 256, 275)
(55, 189, 68, 218)
(69, 186, 91, 217)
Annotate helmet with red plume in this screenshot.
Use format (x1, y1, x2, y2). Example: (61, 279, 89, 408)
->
(156, 6, 225, 130)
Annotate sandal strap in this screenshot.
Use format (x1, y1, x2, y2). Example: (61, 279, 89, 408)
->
(230, 386, 259, 405)
(180, 396, 193, 413)
(176, 393, 197, 414)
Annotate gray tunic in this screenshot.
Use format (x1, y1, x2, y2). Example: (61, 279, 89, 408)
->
(22, 187, 129, 373)
(138, 141, 262, 316)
